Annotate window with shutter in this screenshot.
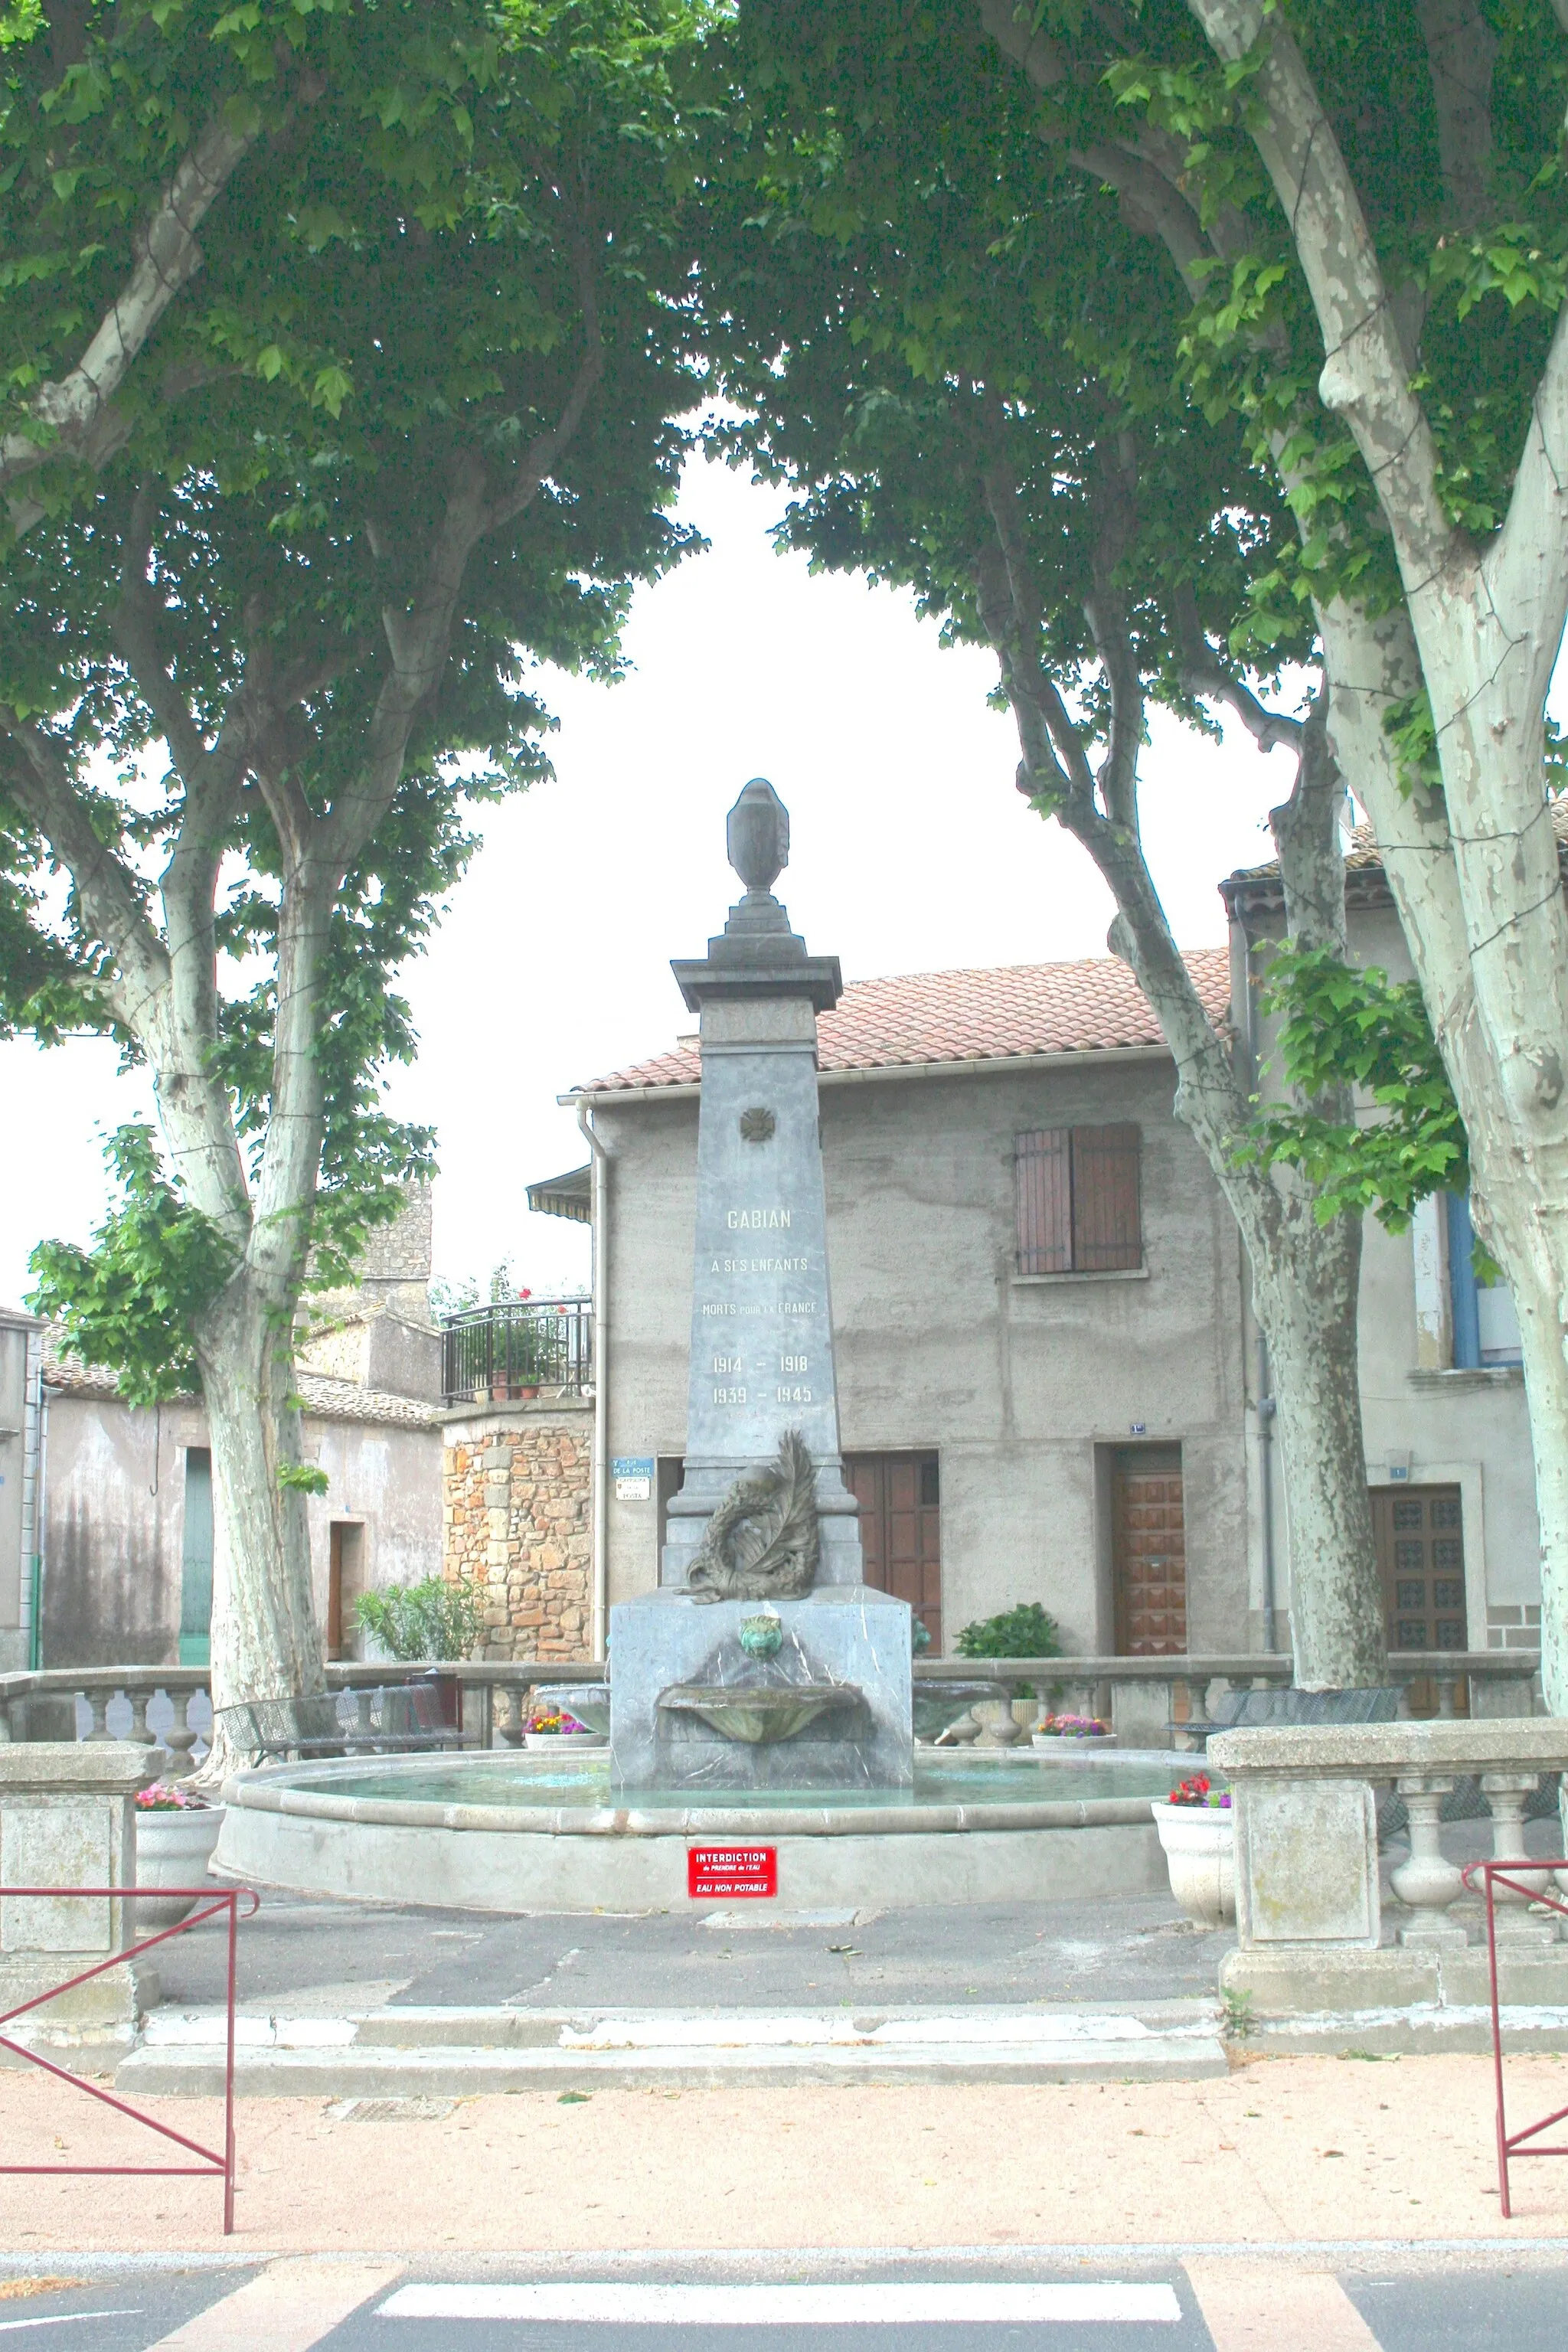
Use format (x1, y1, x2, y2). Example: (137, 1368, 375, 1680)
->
(1015, 1124, 1142, 1275)
(1015, 1129, 1070, 1273)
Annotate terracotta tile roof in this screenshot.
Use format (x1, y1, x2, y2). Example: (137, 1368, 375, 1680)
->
(580, 947, 1233, 1093)
(42, 1343, 439, 1430)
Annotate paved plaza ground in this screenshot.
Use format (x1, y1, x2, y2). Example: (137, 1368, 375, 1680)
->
(149, 1888, 1237, 2016)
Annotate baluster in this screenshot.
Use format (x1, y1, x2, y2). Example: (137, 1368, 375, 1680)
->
(1390, 1775, 1467, 1945)
(1395, 1682, 1415, 1719)
(1480, 1772, 1558, 1938)
(126, 1690, 157, 1747)
(161, 1691, 201, 1782)
(81, 1687, 111, 1741)
(973, 1697, 1023, 1749)
(1434, 1674, 1459, 1720)
(494, 1685, 524, 1747)
(1169, 1677, 1198, 1754)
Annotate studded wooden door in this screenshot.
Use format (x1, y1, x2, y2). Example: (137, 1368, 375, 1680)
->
(844, 1452, 942, 1654)
(1112, 1446, 1187, 1655)
(1371, 1485, 1468, 1714)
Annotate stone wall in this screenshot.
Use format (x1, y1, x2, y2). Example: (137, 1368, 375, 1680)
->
(442, 1400, 594, 1660)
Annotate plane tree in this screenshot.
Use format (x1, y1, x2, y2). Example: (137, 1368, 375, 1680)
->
(707, 77, 1390, 1686)
(0, 0, 707, 1746)
(947, 0, 1568, 1704)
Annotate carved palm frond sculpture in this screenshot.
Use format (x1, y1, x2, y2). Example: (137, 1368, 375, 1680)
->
(686, 1429, 820, 1603)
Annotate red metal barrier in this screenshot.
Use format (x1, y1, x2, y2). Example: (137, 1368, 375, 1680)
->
(0, 1883, 258, 2234)
(1462, 1857, 1568, 2218)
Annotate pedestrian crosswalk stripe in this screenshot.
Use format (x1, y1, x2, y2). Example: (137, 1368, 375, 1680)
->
(142, 2259, 403, 2352)
(378, 2282, 1184, 2324)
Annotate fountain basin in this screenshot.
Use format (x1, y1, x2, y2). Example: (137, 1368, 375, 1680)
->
(214, 1748, 1189, 1915)
(657, 1683, 859, 1743)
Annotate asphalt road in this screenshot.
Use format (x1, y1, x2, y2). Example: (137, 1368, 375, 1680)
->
(0, 2253, 1563, 2351)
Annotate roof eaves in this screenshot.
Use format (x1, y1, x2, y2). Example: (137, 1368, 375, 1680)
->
(560, 1037, 1182, 1109)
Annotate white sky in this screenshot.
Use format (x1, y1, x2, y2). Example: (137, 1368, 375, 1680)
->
(0, 452, 1296, 1309)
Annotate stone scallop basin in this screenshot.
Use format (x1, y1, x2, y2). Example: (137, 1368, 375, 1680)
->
(657, 1683, 861, 1743)
(214, 1746, 1189, 1915)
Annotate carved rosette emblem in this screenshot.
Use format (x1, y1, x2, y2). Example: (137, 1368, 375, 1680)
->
(739, 1106, 776, 1143)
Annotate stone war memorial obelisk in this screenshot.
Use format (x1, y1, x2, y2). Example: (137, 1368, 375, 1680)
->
(608, 779, 914, 1793)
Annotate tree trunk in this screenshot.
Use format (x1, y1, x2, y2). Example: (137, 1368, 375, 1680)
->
(1252, 1230, 1387, 1689)
(194, 1271, 324, 1782)
(1324, 593, 1568, 1704)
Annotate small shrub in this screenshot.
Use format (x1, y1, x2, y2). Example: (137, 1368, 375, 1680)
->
(954, 1602, 1062, 1661)
(355, 1575, 485, 1662)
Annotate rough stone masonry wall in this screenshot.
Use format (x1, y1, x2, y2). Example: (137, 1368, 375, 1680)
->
(443, 1406, 593, 1660)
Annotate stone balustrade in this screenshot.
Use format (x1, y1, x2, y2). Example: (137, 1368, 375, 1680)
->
(0, 1659, 607, 1762)
(913, 1652, 1541, 1748)
(2, 1651, 1540, 1767)
(1210, 1717, 1568, 2033)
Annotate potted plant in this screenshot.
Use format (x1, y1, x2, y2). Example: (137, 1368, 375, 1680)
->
(133, 1784, 225, 1929)
(354, 1575, 485, 1724)
(1032, 1713, 1114, 1744)
(1151, 1772, 1235, 1928)
(954, 1601, 1060, 1742)
(524, 1706, 606, 1751)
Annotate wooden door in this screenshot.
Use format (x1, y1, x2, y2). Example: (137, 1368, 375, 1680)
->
(1371, 1485, 1468, 1714)
(844, 1452, 942, 1653)
(327, 1522, 363, 1663)
(1112, 1445, 1187, 1655)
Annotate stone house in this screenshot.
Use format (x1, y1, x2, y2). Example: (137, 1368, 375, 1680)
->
(518, 835, 1537, 1671)
(5, 1196, 445, 1670)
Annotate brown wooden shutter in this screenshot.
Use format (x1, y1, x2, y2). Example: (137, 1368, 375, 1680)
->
(1016, 1129, 1071, 1273)
(1070, 1124, 1142, 1271)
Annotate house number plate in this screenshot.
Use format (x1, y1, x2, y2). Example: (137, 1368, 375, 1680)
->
(687, 1844, 778, 1899)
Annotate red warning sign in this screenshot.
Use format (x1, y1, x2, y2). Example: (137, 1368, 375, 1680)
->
(688, 1844, 778, 1899)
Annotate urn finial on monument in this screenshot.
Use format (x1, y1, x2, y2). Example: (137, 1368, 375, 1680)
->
(671, 778, 842, 1013)
(727, 777, 789, 897)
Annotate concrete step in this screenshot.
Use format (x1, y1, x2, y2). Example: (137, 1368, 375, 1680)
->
(117, 2001, 1230, 2093)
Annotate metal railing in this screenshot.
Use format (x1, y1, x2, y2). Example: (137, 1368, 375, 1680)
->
(0, 1882, 256, 2234)
(440, 1296, 593, 1406)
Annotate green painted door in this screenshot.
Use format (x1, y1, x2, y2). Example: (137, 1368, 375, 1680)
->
(179, 1447, 214, 1667)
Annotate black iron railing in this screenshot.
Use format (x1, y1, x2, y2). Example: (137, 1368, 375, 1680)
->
(441, 1297, 593, 1405)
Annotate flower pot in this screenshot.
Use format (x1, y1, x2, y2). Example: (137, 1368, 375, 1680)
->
(524, 1731, 606, 1752)
(133, 1804, 225, 1929)
(1151, 1800, 1235, 1929)
(1032, 1730, 1117, 1748)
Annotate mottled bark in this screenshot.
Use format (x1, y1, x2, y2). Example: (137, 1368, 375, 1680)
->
(977, 456, 1385, 1689)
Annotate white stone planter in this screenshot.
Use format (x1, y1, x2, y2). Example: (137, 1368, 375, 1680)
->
(133, 1803, 225, 1929)
(524, 1733, 608, 1753)
(1031, 1732, 1117, 1749)
(1151, 1800, 1235, 1929)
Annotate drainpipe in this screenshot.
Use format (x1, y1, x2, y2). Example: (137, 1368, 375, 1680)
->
(1243, 938, 1279, 1655)
(576, 1099, 611, 1662)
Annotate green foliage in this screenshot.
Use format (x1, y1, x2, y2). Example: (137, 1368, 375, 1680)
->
(26, 1126, 234, 1403)
(1, 0, 713, 1396)
(955, 1602, 1062, 1661)
(277, 1461, 330, 1497)
(355, 1574, 485, 1661)
(1240, 944, 1468, 1233)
